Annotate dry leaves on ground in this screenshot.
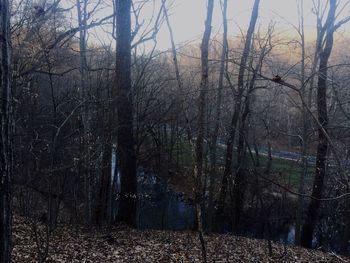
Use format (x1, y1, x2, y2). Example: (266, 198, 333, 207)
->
(12, 216, 349, 263)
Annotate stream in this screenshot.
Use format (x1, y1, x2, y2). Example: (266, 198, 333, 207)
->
(112, 148, 345, 253)
(136, 169, 195, 230)
(115, 166, 295, 243)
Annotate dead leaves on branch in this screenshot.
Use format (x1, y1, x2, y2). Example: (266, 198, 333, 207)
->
(12, 216, 348, 262)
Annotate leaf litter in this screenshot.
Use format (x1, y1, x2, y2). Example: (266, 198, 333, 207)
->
(12, 216, 349, 262)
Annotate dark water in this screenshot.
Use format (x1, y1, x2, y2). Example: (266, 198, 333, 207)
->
(123, 168, 295, 244)
(118, 168, 295, 239)
(112, 161, 195, 230)
(112, 164, 346, 254)
(136, 169, 195, 230)
(112, 144, 342, 254)
(134, 176, 346, 253)
(134, 172, 348, 253)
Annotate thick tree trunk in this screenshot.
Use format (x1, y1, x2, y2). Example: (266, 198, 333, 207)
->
(301, 0, 336, 248)
(0, 0, 12, 261)
(115, 0, 137, 227)
(340, 196, 350, 255)
(216, 0, 260, 223)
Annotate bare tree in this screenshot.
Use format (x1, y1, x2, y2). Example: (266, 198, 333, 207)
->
(301, 0, 350, 247)
(76, 0, 93, 226)
(194, 0, 214, 261)
(295, 0, 307, 246)
(0, 0, 13, 261)
(206, 0, 228, 232)
(115, 0, 137, 227)
(216, 0, 261, 226)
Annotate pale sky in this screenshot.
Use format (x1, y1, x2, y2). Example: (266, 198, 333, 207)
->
(74, 0, 350, 50)
(156, 0, 305, 49)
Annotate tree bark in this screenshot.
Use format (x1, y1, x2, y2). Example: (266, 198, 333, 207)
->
(76, 0, 92, 226)
(216, 0, 260, 222)
(301, 0, 336, 248)
(232, 38, 268, 231)
(295, 0, 307, 246)
(96, 144, 112, 225)
(340, 196, 350, 255)
(0, 0, 12, 261)
(207, 0, 228, 233)
(115, 0, 137, 227)
(194, 0, 214, 261)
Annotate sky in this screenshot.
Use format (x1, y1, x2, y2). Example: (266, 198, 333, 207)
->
(134, 0, 322, 50)
(156, 0, 302, 49)
(76, 0, 350, 50)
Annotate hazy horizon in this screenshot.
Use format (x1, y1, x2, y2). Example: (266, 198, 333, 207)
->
(74, 0, 350, 51)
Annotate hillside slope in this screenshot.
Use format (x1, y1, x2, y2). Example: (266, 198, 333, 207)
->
(12, 217, 348, 262)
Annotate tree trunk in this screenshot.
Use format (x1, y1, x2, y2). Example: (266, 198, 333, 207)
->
(0, 0, 12, 261)
(216, 0, 260, 222)
(340, 196, 350, 255)
(76, 0, 92, 226)
(232, 96, 249, 231)
(301, 0, 336, 248)
(115, 0, 137, 227)
(162, 0, 193, 158)
(96, 144, 112, 225)
(194, 0, 214, 261)
(232, 39, 266, 231)
(207, 0, 228, 233)
(295, 0, 307, 246)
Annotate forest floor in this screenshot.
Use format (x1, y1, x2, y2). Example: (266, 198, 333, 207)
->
(12, 216, 349, 263)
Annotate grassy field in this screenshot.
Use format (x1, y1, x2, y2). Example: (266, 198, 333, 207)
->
(168, 137, 314, 189)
